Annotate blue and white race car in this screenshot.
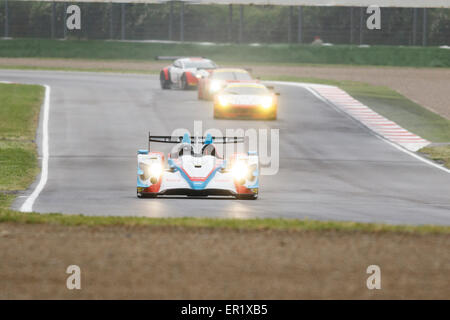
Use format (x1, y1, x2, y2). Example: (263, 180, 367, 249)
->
(137, 133, 259, 199)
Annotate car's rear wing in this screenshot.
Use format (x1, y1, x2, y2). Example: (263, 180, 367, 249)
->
(147, 133, 244, 151)
(155, 56, 205, 61)
(155, 56, 185, 61)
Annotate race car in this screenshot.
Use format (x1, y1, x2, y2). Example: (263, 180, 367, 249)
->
(160, 57, 217, 90)
(197, 68, 254, 100)
(137, 133, 259, 199)
(213, 83, 279, 120)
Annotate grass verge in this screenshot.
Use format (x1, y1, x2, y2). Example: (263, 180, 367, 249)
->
(0, 208, 448, 234)
(0, 83, 43, 199)
(419, 145, 450, 168)
(1, 38, 449, 67)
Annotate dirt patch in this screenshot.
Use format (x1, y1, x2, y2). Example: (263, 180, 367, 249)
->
(1, 57, 449, 119)
(0, 57, 166, 72)
(0, 223, 448, 299)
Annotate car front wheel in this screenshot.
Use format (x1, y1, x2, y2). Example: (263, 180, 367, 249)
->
(181, 74, 188, 90)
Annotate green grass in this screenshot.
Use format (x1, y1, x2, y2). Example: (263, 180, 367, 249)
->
(0, 143, 38, 191)
(1, 38, 449, 67)
(420, 145, 450, 168)
(264, 75, 450, 143)
(0, 84, 43, 194)
(0, 207, 448, 234)
(0, 83, 44, 140)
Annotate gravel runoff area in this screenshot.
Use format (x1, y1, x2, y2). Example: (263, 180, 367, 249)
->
(0, 223, 449, 299)
(0, 57, 449, 119)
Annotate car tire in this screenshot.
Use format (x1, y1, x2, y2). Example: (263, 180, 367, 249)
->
(213, 107, 221, 119)
(267, 110, 277, 120)
(160, 71, 171, 89)
(181, 74, 188, 90)
(137, 192, 157, 199)
(237, 194, 258, 200)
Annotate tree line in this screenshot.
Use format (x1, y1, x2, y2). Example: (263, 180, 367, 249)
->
(1, 1, 449, 45)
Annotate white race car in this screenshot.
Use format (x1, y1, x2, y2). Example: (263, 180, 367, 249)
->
(159, 57, 217, 90)
(137, 133, 259, 199)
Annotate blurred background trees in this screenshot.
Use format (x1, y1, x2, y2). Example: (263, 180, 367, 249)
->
(0, 1, 448, 46)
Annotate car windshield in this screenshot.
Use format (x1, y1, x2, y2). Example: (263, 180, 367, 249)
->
(234, 72, 252, 80)
(212, 71, 251, 81)
(222, 86, 268, 95)
(183, 60, 216, 69)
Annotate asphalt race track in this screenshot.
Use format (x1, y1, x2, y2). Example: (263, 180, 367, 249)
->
(2, 70, 450, 225)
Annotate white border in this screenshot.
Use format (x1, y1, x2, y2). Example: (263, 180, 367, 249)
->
(20, 85, 51, 212)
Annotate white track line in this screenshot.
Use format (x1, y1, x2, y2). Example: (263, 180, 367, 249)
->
(20, 85, 51, 212)
(372, 135, 450, 174)
(267, 81, 450, 175)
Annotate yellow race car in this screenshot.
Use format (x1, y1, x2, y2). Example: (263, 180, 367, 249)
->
(213, 83, 279, 120)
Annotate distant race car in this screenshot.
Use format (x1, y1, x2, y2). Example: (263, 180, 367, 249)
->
(160, 57, 217, 90)
(213, 83, 279, 120)
(137, 133, 259, 199)
(197, 68, 254, 100)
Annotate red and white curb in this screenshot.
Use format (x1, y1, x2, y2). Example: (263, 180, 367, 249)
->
(310, 85, 430, 152)
(267, 81, 449, 174)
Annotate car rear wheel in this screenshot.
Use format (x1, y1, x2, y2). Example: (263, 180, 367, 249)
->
(160, 71, 170, 89)
(198, 86, 203, 100)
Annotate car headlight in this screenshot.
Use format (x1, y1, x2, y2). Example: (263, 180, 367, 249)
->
(195, 73, 203, 79)
(210, 80, 222, 93)
(218, 95, 229, 107)
(232, 161, 249, 180)
(149, 162, 163, 177)
(261, 96, 273, 109)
